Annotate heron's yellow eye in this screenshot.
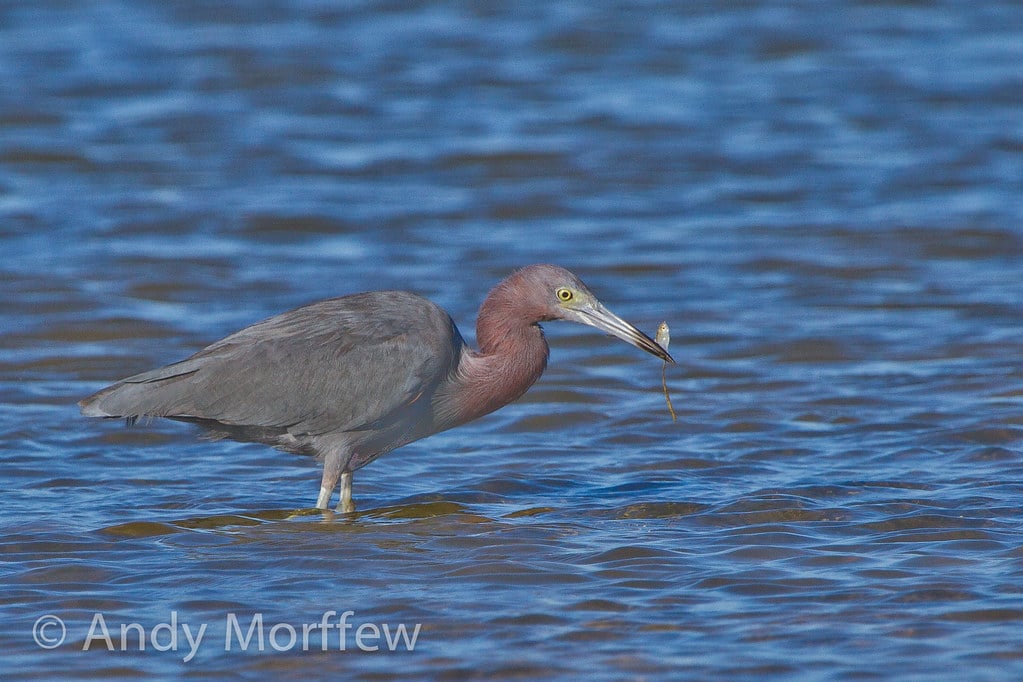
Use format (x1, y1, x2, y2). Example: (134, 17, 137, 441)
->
(556, 287, 574, 302)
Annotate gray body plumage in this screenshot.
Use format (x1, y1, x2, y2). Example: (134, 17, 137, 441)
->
(81, 291, 464, 474)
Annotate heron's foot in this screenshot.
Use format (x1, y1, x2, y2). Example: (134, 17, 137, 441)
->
(335, 471, 355, 513)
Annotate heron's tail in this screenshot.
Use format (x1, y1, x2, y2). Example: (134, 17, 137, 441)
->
(78, 382, 146, 419)
(78, 358, 203, 420)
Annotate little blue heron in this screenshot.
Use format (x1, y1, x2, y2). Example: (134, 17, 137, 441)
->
(80, 264, 673, 512)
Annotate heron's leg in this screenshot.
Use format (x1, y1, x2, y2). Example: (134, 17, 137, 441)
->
(315, 484, 332, 510)
(336, 472, 355, 513)
(317, 451, 343, 509)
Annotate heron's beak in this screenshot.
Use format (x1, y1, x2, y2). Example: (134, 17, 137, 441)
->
(576, 301, 674, 363)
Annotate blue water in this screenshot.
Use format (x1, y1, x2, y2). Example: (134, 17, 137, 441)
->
(3, 1, 1023, 679)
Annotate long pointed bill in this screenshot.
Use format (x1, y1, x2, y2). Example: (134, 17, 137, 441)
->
(577, 302, 675, 363)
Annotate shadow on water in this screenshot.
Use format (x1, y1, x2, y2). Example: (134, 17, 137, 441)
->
(97, 497, 715, 540)
(97, 502, 475, 537)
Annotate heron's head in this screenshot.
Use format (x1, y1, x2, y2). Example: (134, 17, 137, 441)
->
(510, 264, 674, 363)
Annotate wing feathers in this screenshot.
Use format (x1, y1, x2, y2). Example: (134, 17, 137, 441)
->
(79, 292, 463, 440)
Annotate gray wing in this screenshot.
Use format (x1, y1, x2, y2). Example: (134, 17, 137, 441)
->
(79, 291, 464, 437)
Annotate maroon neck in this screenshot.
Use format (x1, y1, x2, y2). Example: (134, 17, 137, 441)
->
(438, 280, 550, 429)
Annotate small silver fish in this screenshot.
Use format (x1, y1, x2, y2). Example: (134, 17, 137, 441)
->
(655, 322, 670, 351)
(655, 322, 676, 422)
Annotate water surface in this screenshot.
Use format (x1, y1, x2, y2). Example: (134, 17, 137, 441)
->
(2, 1, 1023, 679)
